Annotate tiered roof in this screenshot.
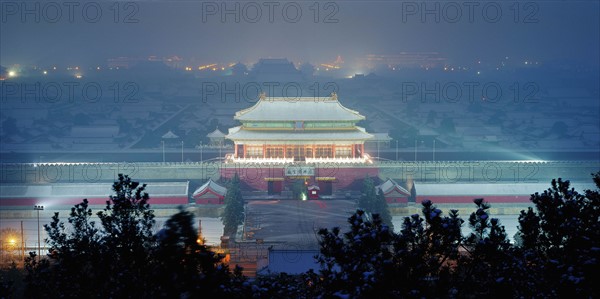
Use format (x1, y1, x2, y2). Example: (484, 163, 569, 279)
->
(234, 96, 365, 122)
(227, 95, 373, 142)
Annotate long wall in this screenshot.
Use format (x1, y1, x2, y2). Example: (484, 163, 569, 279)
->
(378, 161, 598, 184)
(1, 161, 597, 186)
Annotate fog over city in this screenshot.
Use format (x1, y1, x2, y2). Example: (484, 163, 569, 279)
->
(1, 1, 598, 161)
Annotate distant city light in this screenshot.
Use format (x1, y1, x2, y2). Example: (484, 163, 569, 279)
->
(8, 71, 16, 77)
(75, 74, 83, 79)
(43, 70, 48, 75)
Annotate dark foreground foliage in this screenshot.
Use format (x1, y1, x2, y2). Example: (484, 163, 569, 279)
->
(22, 174, 247, 298)
(9, 172, 599, 298)
(313, 172, 600, 298)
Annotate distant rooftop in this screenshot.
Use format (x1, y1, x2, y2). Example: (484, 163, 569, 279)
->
(162, 130, 179, 139)
(250, 58, 303, 81)
(206, 128, 226, 138)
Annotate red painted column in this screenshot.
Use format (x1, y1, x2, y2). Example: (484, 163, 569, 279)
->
(352, 144, 355, 158)
(332, 144, 335, 158)
(243, 145, 247, 158)
(234, 143, 238, 158)
(263, 144, 266, 158)
(361, 144, 364, 157)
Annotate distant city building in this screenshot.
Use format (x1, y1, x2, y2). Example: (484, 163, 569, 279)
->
(250, 58, 304, 82)
(107, 56, 179, 69)
(230, 62, 248, 76)
(107, 57, 139, 69)
(360, 52, 447, 69)
(163, 55, 183, 69)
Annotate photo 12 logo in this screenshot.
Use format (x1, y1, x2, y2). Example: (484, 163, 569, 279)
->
(400, 1, 539, 24)
(0, 81, 140, 104)
(200, 81, 339, 103)
(1, 1, 140, 24)
(200, 1, 339, 23)
(400, 81, 539, 104)
(0, 162, 139, 184)
(394, 161, 539, 183)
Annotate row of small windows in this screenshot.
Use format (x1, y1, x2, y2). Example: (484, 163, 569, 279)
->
(244, 122, 354, 129)
(244, 145, 354, 158)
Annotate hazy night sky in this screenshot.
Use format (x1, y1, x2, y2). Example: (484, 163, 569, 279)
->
(1, 1, 598, 67)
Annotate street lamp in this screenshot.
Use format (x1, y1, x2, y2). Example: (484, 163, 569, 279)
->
(396, 140, 399, 161)
(414, 139, 417, 162)
(34, 205, 44, 261)
(161, 140, 165, 162)
(181, 140, 184, 162)
(200, 142, 203, 162)
(433, 139, 436, 163)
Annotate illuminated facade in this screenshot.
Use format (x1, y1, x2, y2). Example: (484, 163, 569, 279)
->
(225, 93, 373, 164)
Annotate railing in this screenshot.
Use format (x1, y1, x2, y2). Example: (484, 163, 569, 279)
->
(0, 160, 596, 168)
(227, 156, 295, 164)
(305, 156, 371, 164)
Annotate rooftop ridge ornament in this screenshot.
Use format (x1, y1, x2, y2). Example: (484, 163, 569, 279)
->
(259, 92, 267, 100)
(330, 92, 338, 101)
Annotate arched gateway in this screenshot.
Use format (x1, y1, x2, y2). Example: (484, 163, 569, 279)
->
(221, 94, 378, 195)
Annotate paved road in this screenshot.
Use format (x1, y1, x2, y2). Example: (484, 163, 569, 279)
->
(243, 199, 357, 249)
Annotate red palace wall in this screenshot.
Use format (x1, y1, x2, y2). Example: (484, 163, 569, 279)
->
(220, 166, 379, 191)
(415, 195, 531, 204)
(195, 198, 224, 205)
